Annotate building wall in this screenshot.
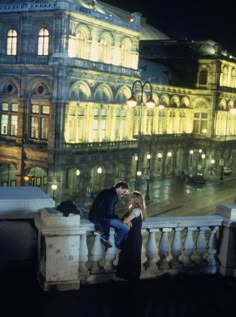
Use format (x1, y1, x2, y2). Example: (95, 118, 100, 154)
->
(0, 2, 236, 205)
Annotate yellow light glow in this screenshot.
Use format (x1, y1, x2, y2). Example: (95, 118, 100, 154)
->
(127, 96, 137, 107)
(189, 150, 194, 155)
(157, 153, 162, 158)
(51, 184, 58, 190)
(146, 98, 155, 108)
(147, 154, 151, 160)
(75, 169, 80, 176)
(137, 170, 142, 176)
(230, 107, 236, 114)
(97, 167, 102, 174)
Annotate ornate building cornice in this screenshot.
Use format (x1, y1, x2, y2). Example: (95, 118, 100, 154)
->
(0, 0, 140, 32)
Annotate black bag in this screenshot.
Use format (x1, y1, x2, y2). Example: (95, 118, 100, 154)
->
(56, 200, 80, 217)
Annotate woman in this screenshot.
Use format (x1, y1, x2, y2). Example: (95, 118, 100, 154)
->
(116, 191, 146, 282)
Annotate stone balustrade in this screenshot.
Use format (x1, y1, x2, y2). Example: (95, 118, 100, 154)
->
(79, 215, 223, 285)
(34, 203, 236, 291)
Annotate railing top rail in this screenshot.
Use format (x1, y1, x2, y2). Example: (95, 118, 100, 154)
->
(81, 214, 223, 231)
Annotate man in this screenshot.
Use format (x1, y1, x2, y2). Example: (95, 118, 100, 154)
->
(88, 181, 130, 249)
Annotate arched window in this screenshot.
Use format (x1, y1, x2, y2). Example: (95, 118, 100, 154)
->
(76, 30, 87, 59)
(99, 33, 112, 63)
(199, 69, 208, 85)
(38, 28, 49, 56)
(120, 38, 132, 67)
(7, 29, 17, 55)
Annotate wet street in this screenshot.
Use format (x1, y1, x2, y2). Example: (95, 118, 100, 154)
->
(138, 175, 236, 217)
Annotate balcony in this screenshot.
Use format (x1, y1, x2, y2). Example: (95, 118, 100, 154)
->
(1, 188, 236, 316)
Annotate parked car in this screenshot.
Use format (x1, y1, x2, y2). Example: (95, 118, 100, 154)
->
(223, 167, 232, 175)
(186, 173, 206, 185)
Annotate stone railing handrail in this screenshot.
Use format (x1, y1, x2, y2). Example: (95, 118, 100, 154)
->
(81, 214, 223, 229)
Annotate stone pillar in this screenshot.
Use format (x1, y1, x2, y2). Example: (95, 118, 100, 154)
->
(216, 203, 236, 276)
(34, 208, 85, 291)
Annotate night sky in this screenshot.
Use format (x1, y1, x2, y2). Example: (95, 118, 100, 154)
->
(102, 0, 236, 55)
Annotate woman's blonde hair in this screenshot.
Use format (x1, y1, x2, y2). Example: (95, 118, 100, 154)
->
(129, 191, 146, 220)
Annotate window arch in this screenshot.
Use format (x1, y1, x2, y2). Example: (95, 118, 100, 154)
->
(7, 29, 17, 55)
(38, 28, 49, 56)
(94, 85, 112, 103)
(69, 26, 90, 59)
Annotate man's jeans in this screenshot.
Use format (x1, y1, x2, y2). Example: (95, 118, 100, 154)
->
(109, 218, 129, 247)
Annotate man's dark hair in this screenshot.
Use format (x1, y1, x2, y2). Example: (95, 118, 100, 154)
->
(114, 181, 129, 189)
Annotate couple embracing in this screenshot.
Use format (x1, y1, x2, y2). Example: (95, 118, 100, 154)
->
(88, 181, 146, 282)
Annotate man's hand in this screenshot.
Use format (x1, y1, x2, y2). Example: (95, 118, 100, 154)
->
(125, 220, 132, 228)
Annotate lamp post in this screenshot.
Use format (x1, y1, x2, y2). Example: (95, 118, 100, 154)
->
(219, 106, 236, 181)
(145, 153, 151, 200)
(97, 166, 103, 191)
(127, 80, 155, 194)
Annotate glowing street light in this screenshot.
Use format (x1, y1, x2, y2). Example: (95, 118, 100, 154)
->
(75, 169, 80, 176)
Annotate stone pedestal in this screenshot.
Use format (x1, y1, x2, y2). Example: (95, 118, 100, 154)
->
(34, 208, 85, 291)
(216, 203, 236, 276)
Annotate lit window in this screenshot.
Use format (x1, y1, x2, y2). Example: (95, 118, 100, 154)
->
(38, 28, 49, 56)
(92, 108, 107, 141)
(193, 112, 208, 134)
(199, 70, 208, 85)
(7, 29, 17, 55)
(0, 102, 18, 136)
(30, 104, 50, 140)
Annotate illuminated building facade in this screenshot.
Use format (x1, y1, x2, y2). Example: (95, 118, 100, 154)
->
(0, 0, 235, 203)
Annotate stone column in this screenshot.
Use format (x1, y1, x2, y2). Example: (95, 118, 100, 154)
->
(34, 208, 85, 291)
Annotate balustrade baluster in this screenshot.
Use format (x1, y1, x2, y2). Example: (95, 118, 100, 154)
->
(158, 228, 171, 270)
(195, 227, 207, 268)
(206, 226, 219, 273)
(104, 230, 117, 272)
(144, 229, 159, 275)
(182, 227, 196, 266)
(170, 227, 184, 270)
(89, 232, 104, 274)
(141, 229, 146, 271)
(79, 232, 89, 276)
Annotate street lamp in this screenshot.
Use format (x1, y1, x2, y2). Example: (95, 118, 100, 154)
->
(127, 80, 155, 193)
(51, 183, 58, 200)
(145, 153, 151, 200)
(97, 166, 103, 191)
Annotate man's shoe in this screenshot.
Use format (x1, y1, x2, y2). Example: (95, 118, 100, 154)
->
(100, 236, 112, 248)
